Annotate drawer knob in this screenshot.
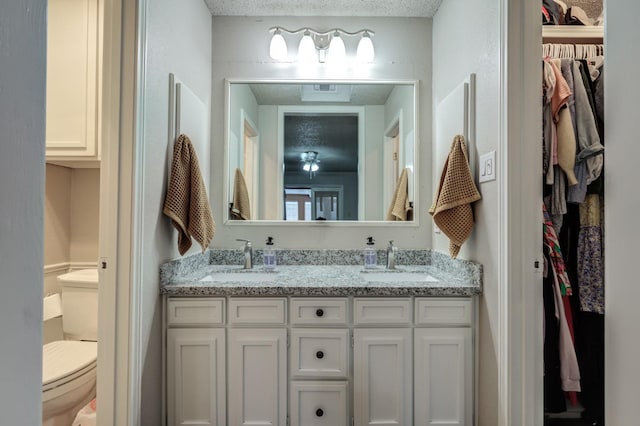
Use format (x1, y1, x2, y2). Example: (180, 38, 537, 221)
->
(316, 350, 324, 359)
(315, 308, 324, 317)
(315, 408, 324, 417)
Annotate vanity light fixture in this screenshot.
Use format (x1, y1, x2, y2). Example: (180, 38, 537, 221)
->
(301, 151, 320, 179)
(269, 27, 375, 64)
(269, 28, 288, 61)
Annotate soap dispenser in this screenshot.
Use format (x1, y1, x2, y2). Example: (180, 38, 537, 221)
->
(263, 236, 277, 270)
(364, 237, 377, 269)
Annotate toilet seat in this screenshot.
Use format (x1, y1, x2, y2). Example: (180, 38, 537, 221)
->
(43, 341, 97, 396)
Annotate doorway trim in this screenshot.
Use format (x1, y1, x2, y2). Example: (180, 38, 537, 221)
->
(96, 0, 139, 424)
(498, 0, 543, 425)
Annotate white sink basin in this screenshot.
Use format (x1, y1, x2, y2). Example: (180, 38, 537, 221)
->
(200, 272, 278, 283)
(361, 272, 439, 283)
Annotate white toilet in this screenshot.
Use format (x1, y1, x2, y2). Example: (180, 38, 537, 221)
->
(42, 269, 98, 426)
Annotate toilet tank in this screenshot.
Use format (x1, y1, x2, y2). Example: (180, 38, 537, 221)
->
(57, 269, 99, 341)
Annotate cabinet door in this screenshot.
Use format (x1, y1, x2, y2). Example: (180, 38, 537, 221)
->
(228, 328, 287, 426)
(167, 328, 225, 426)
(46, 0, 99, 159)
(414, 328, 472, 426)
(353, 328, 412, 426)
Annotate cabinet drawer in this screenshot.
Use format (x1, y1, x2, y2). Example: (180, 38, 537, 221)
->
(167, 298, 224, 326)
(415, 298, 472, 326)
(228, 298, 286, 325)
(291, 329, 349, 378)
(290, 381, 349, 426)
(353, 298, 412, 325)
(290, 298, 348, 325)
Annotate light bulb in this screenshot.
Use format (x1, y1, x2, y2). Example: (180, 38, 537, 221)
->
(298, 31, 317, 64)
(269, 30, 288, 61)
(327, 31, 346, 64)
(356, 32, 375, 62)
(311, 163, 319, 172)
(303, 163, 311, 172)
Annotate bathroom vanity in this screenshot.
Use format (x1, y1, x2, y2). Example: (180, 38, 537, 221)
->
(161, 250, 481, 426)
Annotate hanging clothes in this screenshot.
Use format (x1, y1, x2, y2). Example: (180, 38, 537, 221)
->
(577, 194, 604, 314)
(543, 203, 572, 296)
(542, 44, 606, 424)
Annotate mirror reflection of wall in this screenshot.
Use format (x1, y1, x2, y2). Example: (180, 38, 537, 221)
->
(226, 81, 416, 222)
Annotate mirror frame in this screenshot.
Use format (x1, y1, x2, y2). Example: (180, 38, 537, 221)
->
(223, 78, 420, 227)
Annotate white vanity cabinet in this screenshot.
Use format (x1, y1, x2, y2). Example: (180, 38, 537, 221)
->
(164, 295, 475, 426)
(165, 298, 226, 426)
(353, 298, 413, 426)
(413, 298, 474, 426)
(227, 298, 288, 426)
(46, 0, 102, 165)
(289, 298, 350, 426)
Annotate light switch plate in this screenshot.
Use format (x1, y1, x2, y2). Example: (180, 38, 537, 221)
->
(479, 150, 496, 183)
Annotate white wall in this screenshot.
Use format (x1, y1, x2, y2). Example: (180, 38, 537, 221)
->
(228, 83, 259, 183)
(432, 1, 500, 424)
(140, 0, 212, 423)
(384, 85, 415, 207)
(364, 105, 385, 219)
(211, 16, 432, 249)
(385, 84, 415, 169)
(0, 0, 46, 424)
(605, 1, 640, 423)
(258, 105, 279, 219)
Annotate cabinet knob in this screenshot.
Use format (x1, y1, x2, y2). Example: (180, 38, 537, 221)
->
(316, 350, 324, 359)
(316, 308, 324, 317)
(315, 408, 324, 417)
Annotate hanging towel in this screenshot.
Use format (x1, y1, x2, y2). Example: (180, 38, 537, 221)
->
(386, 168, 412, 221)
(230, 168, 251, 220)
(429, 135, 481, 258)
(163, 134, 215, 255)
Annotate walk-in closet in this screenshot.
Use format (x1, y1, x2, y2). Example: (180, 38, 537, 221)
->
(541, 2, 605, 424)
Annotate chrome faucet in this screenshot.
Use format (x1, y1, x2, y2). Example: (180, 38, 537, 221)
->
(236, 239, 253, 269)
(386, 240, 398, 270)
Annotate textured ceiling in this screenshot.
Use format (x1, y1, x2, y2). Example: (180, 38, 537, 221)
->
(284, 115, 359, 174)
(204, 0, 443, 17)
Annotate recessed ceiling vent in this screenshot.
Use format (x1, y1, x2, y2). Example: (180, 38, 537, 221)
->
(301, 84, 352, 102)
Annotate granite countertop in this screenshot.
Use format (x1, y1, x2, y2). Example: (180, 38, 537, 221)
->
(160, 249, 482, 297)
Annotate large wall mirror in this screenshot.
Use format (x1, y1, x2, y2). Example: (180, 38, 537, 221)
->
(225, 80, 418, 223)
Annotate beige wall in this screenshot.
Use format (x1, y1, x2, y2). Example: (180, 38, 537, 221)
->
(70, 168, 100, 262)
(44, 164, 99, 295)
(45, 164, 71, 265)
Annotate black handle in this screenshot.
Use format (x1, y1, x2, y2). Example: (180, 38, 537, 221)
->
(315, 408, 324, 417)
(316, 308, 324, 317)
(316, 350, 324, 359)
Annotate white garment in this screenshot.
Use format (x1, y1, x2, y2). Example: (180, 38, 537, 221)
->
(550, 264, 581, 392)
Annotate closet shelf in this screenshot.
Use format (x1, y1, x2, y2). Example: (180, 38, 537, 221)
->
(543, 26, 603, 43)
